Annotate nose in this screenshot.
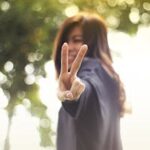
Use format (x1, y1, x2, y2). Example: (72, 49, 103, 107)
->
(68, 41, 76, 51)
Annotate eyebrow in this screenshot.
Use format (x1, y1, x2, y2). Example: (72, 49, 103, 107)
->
(67, 35, 83, 42)
(71, 35, 83, 39)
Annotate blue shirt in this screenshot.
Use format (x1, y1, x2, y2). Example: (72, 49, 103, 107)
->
(57, 57, 122, 150)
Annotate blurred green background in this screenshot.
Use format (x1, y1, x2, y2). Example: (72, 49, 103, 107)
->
(0, 0, 150, 150)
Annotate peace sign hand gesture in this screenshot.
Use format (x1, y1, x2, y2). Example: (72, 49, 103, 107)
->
(57, 43, 88, 102)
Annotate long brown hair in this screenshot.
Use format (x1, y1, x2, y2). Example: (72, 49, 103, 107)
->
(53, 12, 130, 116)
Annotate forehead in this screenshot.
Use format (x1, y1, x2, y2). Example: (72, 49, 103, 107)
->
(68, 26, 82, 38)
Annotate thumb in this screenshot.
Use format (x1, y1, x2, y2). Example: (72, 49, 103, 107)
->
(57, 89, 73, 101)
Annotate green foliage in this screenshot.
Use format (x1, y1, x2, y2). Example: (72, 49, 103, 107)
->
(74, 0, 150, 34)
(0, 0, 65, 148)
(0, 0, 150, 149)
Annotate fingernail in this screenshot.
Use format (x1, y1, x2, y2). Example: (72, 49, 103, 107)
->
(63, 42, 68, 47)
(82, 44, 88, 49)
(66, 92, 73, 98)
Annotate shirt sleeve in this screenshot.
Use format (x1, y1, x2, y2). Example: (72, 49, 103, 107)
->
(62, 75, 97, 119)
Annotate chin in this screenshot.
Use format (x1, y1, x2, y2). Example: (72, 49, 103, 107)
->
(68, 61, 73, 70)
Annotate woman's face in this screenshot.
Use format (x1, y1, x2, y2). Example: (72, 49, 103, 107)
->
(67, 26, 84, 67)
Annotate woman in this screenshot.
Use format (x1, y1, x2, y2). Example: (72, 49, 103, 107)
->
(53, 12, 129, 150)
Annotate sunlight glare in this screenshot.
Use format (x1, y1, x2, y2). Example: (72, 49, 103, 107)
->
(65, 5, 79, 17)
(1, 1, 10, 11)
(108, 26, 150, 150)
(0, 88, 8, 108)
(129, 7, 140, 24)
(0, 72, 7, 84)
(10, 105, 41, 150)
(4, 61, 14, 72)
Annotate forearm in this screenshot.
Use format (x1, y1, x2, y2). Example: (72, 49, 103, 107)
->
(61, 79, 92, 118)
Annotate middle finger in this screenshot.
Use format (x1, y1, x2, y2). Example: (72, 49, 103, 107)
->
(70, 44, 88, 77)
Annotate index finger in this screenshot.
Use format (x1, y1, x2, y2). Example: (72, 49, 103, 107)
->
(60, 43, 68, 74)
(70, 44, 88, 76)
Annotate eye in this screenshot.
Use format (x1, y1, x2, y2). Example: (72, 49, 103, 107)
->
(73, 38, 83, 43)
(67, 35, 83, 44)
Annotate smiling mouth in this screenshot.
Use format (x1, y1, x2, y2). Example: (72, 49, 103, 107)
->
(68, 56, 75, 63)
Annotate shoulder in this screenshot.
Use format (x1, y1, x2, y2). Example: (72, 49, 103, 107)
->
(78, 57, 102, 73)
(80, 57, 101, 70)
(78, 57, 117, 90)
(78, 57, 104, 80)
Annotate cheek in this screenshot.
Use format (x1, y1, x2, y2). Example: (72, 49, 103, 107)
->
(68, 49, 80, 66)
(68, 43, 83, 65)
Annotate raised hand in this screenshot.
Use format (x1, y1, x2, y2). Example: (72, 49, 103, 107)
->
(57, 42, 88, 101)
